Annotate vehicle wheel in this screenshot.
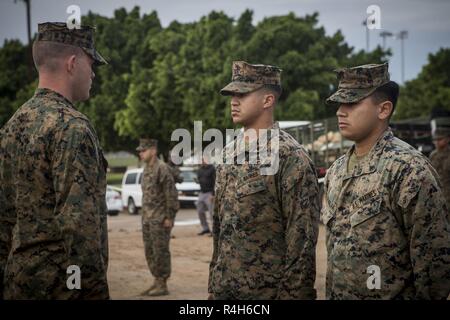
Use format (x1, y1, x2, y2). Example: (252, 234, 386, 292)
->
(127, 198, 138, 215)
(107, 210, 119, 216)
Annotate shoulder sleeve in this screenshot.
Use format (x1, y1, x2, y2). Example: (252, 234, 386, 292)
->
(394, 158, 450, 299)
(160, 163, 179, 219)
(51, 120, 109, 299)
(276, 148, 320, 299)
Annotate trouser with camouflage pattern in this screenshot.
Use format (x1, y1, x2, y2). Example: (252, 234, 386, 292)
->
(142, 217, 172, 279)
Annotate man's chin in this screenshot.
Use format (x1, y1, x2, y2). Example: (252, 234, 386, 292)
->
(232, 117, 242, 125)
(339, 129, 355, 141)
(75, 92, 90, 102)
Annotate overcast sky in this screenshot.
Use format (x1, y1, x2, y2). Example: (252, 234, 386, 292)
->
(1, 0, 449, 83)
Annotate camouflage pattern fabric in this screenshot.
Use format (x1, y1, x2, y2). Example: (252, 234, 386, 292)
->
(326, 63, 390, 104)
(142, 221, 172, 280)
(430, 147, 450, 210)
(37, 22, 107, 65)
(322, 128, 450, 299)
(167, 162, 184, 184)
(0, 88, 109, 299)
(220, 61, 282, 96)
(208, 122, 320, 300)
(141, 158, 179, 279)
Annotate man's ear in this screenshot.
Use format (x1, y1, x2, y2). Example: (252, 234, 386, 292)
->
(378, 100, 393, 120)
(66, 54, 77, 74)
(262, 93, 276, 109)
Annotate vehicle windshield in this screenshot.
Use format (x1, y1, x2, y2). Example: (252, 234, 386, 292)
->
(181, 170, 197, 183)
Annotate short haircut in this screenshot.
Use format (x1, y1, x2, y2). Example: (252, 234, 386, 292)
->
(32, 41, 83, 72)
(370, 81, 400, 117)
(260, 84, 282, 102)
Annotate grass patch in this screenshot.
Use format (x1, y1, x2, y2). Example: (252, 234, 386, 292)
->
(107, 173, 124, 187)
(105, 155, 139, 188)
(106, 156, 139, 168)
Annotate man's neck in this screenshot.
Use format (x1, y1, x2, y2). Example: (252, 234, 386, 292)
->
(38, 76, 74, 103)
(143, 156, 157, 167)
(354, 125, 388, 157)
(148, 156, 157, 165)
(243, 118, 274, 141)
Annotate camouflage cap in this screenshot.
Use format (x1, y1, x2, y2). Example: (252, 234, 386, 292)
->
(326, 63, 390, 104)
(136, 138, 158, 152)
(432, 128, 450, 140)
(220, 61, 282, 96)
(37, 22, 107, 65)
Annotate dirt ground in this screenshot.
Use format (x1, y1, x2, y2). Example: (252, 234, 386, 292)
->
(107, 208, 327, 300)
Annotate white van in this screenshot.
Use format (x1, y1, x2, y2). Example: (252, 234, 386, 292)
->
(121, 166, 200, 214)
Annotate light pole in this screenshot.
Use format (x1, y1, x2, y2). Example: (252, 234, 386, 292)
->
(363, 17, 377, 51)
(362, 20, 370, 51)
(379, 31, 393, 49)
(396, 30, 408, 83)
(14, 0, 32, 45)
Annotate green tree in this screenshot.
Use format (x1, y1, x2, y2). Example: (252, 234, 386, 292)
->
(395, 48, 450, 119)
(0, 39, 35, 126)
(1, 7, 391, 154)
(78, 7, 163, 151)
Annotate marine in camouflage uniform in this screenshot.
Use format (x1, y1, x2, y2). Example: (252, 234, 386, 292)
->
(208, 61, 320, 300)
(323, 63, 450, 299)
(137, 139, 179, 296)
(429, 129, 450, 209)
(0, 23, 109, 299)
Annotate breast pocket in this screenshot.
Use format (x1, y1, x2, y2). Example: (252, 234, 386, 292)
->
(232, 178, 269, 232)
(349, 193, 406, 259)
(235, 178, 267, 199)
(349, 194, 383, 228)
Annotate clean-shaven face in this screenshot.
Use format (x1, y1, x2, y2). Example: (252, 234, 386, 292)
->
(139, 148, 155, 162)
(336, 96, 380, 143)
(230, 90, 265, 126)
(72, 51, 95, 102)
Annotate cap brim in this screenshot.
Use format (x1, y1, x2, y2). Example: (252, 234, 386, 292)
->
(82, 47, 108, 65)
(326, 87, 378, 105)
(136, 146, 146, 152)
(220, 82, 263, 96)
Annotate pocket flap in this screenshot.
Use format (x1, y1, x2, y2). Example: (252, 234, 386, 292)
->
(350, 195, 382, 227)
(236, 178, 267, 198)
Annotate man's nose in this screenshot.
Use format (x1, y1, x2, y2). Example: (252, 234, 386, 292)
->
(230, 96, 240, 107)
(336, 105, 347, 117)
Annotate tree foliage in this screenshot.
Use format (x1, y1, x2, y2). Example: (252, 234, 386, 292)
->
(0, 7, 394, 153)
(395, 48, 450, 119)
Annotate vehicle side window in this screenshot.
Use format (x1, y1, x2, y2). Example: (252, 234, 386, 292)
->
(138, 173, 142, 184)
(125, 173, 137, 185)
(181, 170, 196, 182)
